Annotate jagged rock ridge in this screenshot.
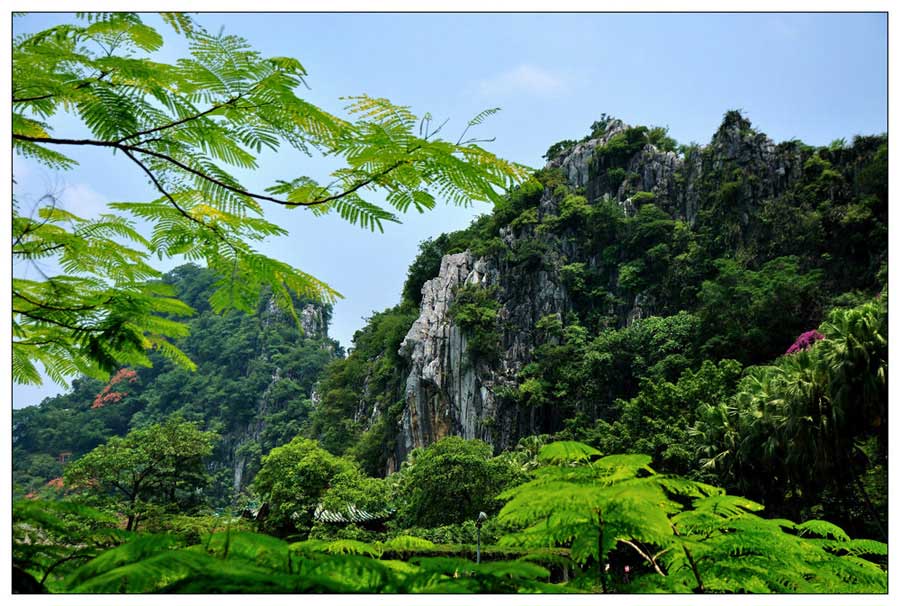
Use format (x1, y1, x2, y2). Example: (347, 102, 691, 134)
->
(390, 113, 809, 466)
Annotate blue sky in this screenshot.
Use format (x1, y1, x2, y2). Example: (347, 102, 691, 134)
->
(12, 12, 888, 408)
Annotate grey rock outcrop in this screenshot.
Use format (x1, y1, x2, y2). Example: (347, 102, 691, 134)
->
(398, 252, 484, 453)
(555, 118, 628, 188)
(396, 228, 573, 462)
(300, 303, 327, 339)
(548, 114, 804, 225)
(390, 112, 809, 464)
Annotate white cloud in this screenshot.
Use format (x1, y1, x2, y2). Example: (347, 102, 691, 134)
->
(58, 182, 109, 218)
(477, 64, 567, 97)
(13, 159, 109, 219)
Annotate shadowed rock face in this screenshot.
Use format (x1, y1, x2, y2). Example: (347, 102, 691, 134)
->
(398, 245, 568, 460)
(397, 225, 572, 463)
(230, 298, 332, 492)
(390, 113, 807, 468)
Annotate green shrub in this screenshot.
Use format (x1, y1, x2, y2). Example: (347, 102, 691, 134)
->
(630, 191, 656, 205)
(543, 138, 576, 161)
(448, 284, 502, 361)
(557, 194, 591, 223)
(605, 167, 627, 191)
(594, 126, 649, 168)
(617, 259, 645, 291)
(393, 437, 523, 528)
(647, 125, 678, 152)
(509, 207, 539, 230)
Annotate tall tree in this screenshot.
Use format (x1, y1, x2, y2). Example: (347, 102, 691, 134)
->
(695, 296, 887, 537)
(393, 436, 522, 528)
(12, 12, 529, 385)
(64, 417, 217, 531)
(252, 436, 356, 537)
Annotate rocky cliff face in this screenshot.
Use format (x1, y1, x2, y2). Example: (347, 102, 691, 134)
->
(550, 112, 805, 225)
(397, 243, 570, 461)
(390, 113, 808, 465)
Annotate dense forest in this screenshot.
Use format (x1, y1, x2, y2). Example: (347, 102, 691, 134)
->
(12, 12, 887, 595)
(14, 111, 888, 594)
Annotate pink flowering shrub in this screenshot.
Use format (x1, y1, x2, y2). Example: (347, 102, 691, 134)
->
(786, 329, 824, 354)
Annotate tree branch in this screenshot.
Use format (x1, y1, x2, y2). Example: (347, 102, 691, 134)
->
(12, 92, 56, 103)
(115, 88, 255, 144)
(13, 134, 119, 149)
(40, 552, 95, 587)
(12, 308, 107, 333)
(109, 479, 134, 500)
(426, 117, 450, 141)
(671, 524, 704, 593)
(13, 70, 111, 104)
(13, 290, 110, 313)
(682, 544, 704, 593)
(13, 243, 66, 256)
(129, 143, 417, 207)
(13, 133, 423, 209)
(120, 148, 237, 254)
(620, 539, 667, 576)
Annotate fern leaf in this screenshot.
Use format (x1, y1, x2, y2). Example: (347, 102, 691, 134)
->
(382, 535, 436, 552)
(536, 440, 602, 464)
(797, 519, 851, 542)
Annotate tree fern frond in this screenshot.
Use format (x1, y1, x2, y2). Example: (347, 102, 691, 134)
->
(796, 519, 851, 542)
(64, 534, 183, 589)
(69, 549, 214, 593)
(381, 535, 436, 552)
(200, 531, 292, 571)
(536, 440, 601, 465)
(821, 538, 887, 557)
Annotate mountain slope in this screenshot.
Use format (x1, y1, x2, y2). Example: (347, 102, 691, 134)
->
(13, 264, 341, 504)
(307, 111, 886, 476)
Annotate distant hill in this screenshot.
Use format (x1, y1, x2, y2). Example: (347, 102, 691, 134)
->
(13, 263, 341, 505)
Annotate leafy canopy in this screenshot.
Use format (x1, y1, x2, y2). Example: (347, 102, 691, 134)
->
(64, 417, 217, 531)
(12, 12, 529, 386)
(394, 436, 523, 528)
(694, 295, 888, 538)
(252, 436, 358, 536)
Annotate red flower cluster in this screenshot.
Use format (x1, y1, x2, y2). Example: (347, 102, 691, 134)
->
(92, 391, 125, 408)
(46, 477, 64, 489)
(91, 368, 138, 409)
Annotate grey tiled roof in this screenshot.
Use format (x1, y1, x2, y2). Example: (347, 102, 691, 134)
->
(313, 503, 394, 524)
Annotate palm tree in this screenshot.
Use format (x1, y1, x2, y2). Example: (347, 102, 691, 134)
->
(700, 295, 887, 536)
